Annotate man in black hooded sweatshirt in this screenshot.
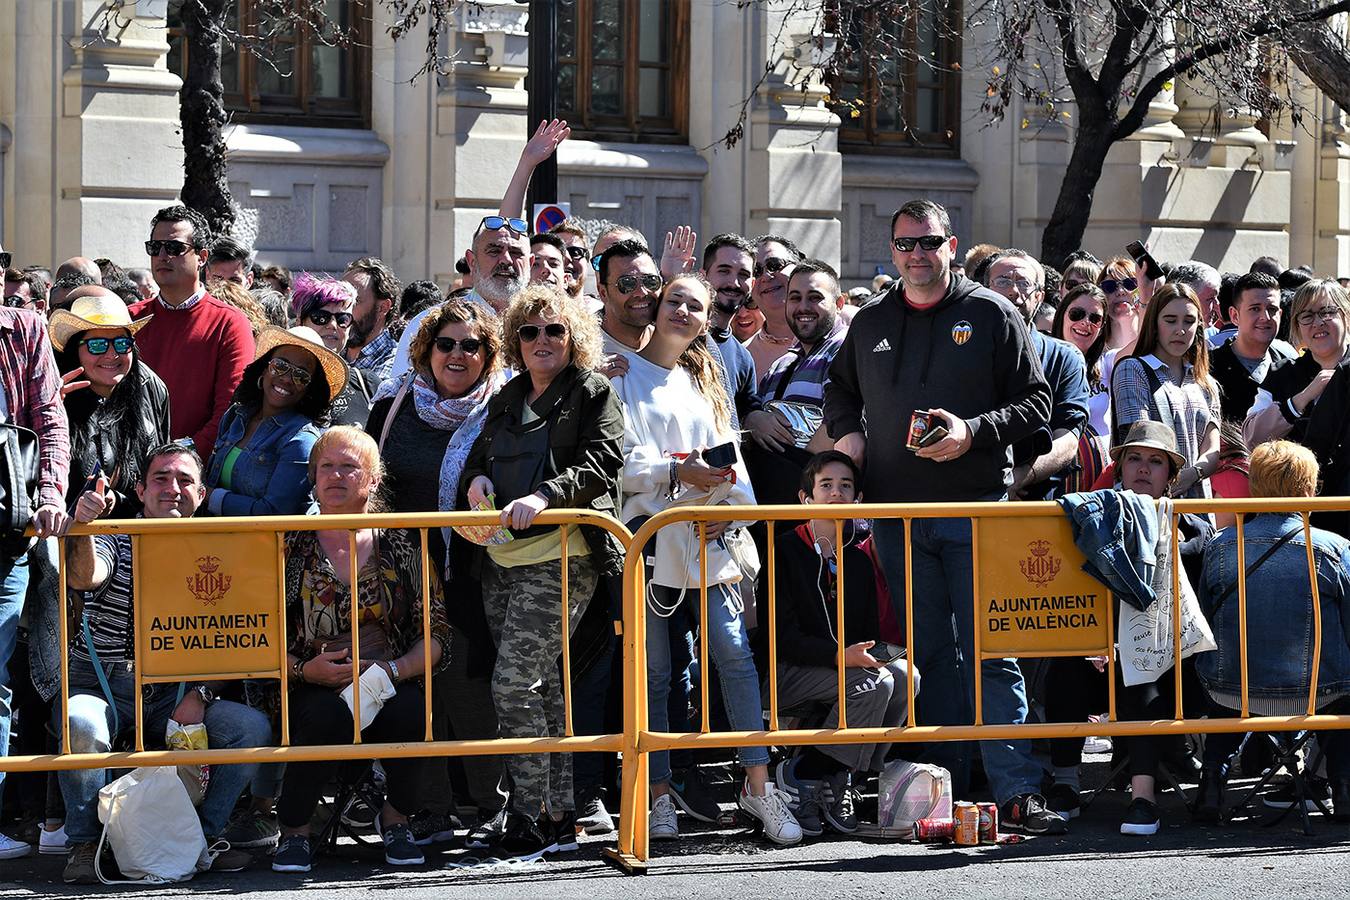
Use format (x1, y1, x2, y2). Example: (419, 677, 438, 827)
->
(823, 198, 1062, 834)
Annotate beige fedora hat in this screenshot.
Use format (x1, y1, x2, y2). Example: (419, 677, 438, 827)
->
(254, 325, 350, 405)
(48, 292, 153, 352)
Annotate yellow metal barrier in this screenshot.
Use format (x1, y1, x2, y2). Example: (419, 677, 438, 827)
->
(607, 497, 1350, 872)
(12, 497, 1350, 877)
(15, 510, 632, 786)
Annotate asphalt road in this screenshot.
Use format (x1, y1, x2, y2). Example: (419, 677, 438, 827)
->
(6, 748, 1350, 900)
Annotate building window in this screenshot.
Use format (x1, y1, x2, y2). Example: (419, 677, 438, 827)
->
(828, 3, 961, 155)
(556, 0, 689, 143)
(167, 0, 370, 128)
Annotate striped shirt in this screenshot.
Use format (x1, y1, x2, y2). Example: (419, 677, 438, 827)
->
(0, 308, 70, 508)
(757, 325, 848, 407)
(71, 534, 135, 664)
(1111, 353, 1220, 498)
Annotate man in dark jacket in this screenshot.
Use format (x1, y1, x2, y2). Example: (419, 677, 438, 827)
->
(824, 199, 1061, 834)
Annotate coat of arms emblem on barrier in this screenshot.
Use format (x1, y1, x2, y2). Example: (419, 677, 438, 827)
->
(1019, 540, 1061, 587)
(186, 556, 233, 606)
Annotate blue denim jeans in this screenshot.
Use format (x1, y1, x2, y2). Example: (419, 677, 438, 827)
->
(646, 582, 768, 785)
(872, 515, 1043, 804)
(57, 659, 272, 843)
(0, 551, 28, 811)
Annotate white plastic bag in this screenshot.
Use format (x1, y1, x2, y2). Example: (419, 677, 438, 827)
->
(96, 766, 208, 884)
(865, 759, 953, 840)
(340, 662, 397, 730)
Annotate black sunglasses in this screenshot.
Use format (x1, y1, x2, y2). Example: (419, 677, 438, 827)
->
(80, 335, 135, 355)
(613, 273, 664, 294)
(753, 257, 794, 279)
(517, 322, 568, 342)
(2, 295, 31, 308)
(562, 245, 590, 261)
(1101, 277, 1139, 294)
(476, 215, 529, 237)
(892, 235, 949, 253)
(0, 252, 10, 270)
(1066, 307, 1104, 326)
(433, 336, 483, 355)
(305, 310, 354, 327)
(145, 239, 196, 257)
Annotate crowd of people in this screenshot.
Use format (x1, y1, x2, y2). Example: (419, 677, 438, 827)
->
(2, 119, 1350, 882)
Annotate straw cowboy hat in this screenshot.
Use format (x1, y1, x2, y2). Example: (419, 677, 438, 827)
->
(1109, 419, 1186, 473)
(47, 293, 153, 352)
(253, 325, 349, 405)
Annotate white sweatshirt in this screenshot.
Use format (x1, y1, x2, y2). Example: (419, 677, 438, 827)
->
(612, 351, 756, 587)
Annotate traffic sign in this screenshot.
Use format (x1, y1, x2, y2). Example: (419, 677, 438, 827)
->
(533, 202, 571, 233)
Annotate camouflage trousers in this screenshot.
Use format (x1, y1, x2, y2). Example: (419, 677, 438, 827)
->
(482, 553, 596, 816)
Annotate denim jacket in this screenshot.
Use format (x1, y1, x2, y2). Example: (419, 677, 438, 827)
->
(1058, 489, 1159, 611)
(205, 404, 320, 517)
(1197, 513, 1350, 701)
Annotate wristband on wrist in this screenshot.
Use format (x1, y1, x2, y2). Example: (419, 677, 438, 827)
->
(387, 659, 400, 682)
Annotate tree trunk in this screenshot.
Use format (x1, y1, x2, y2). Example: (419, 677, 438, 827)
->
(1039, 122, 1117, 270)
(180, 0, 234, 238)
(1290, 21, 1350, 112)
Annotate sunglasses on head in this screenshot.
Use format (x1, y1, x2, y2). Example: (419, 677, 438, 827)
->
(753, 257, 794, 279)
(476, 215, 529, 237)
(433, 336, 483, 355)
(1101, 277, 1138, 294)
(613, 273, 663, 294)
(80, 335, 135, 355)
(1066, 307, 1104, 326)
(562, 245, 590, 261)
(892, 235, 949, 253)
(305, 309, 354, 328)
(144, 239, 196, 257)
(266, 356, 312, 388)
(517, 322, 568, 343)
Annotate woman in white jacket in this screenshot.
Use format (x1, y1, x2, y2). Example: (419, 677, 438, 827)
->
(612, 273, 801, 846)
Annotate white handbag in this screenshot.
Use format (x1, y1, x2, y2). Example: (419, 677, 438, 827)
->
(96, 766, 209, 884)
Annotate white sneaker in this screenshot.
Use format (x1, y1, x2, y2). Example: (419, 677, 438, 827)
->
(650, 793, 679, 841)
(0, 834, 31, 859)
(738, 782, 802, 846)
(39, 824, 67, 855)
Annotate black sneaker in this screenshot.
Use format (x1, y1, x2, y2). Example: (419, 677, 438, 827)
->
(497, 811, 555, 861)
(381, 821, 425, 866)
(576, 795, 615, 835)
(1000, 793, 1068, 835)
(1192, 764, 1226, 824)
(409, 810, 462, 846)
(548, 811, 579, 854)
(271, 834, 314, 873)
(207, 845, 252, 873)
(1045, 782, 1082, 820)
(342, 774, 385, 829)
(221, 810, 280, 849)
(668, 766, 722, 823)
(1120, 797, 1160, 836)
(463, 806, 509, 850)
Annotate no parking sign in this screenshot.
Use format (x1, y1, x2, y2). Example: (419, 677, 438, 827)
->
(533, 202, 571, 233)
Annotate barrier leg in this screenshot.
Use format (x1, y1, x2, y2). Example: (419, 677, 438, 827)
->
(606, 555, 649, 874)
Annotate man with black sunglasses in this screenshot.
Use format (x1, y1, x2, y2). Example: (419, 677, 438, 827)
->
(745, 235, 804, 379)
(129, 205, 256, 454)
(3, 268, 48, 316)
(550, 219, 592, 302)
(825, 199, 1061, 836)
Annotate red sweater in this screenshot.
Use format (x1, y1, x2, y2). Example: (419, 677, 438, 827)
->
(130, 293, 255, 453)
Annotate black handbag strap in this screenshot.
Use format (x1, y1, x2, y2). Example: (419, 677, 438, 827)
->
(1210, 526, 1302, 614)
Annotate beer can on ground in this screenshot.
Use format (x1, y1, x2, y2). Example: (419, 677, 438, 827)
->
(914, 817, 954, 842)
(976, 801, 999, 843)
(953, 802, 980, 845)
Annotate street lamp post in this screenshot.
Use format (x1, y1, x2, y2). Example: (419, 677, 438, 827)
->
(524, 0, 558, 222)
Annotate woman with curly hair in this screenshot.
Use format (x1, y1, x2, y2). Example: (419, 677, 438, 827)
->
(204, 325, 347, 516)
(462, 284, 624, 859)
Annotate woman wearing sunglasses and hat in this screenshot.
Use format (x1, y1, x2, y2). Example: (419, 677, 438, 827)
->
(204, 325, 348, 517)
(48, 288, 170, 518)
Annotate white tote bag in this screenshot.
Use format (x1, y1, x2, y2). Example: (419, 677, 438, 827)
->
(1117, 498, 1217, 687)
(96, 766, 209, 884)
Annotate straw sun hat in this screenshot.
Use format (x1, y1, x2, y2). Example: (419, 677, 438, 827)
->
(253, 325, 349, 405)
(47, 293, 153, 352)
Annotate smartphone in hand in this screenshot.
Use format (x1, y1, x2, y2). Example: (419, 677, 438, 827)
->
(1125, 240, 1164, 281)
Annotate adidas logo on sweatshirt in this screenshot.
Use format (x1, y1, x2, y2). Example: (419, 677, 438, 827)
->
(872, 338, 892, 353)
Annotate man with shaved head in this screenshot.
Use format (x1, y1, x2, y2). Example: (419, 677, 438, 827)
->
(56, 257, 101, 282)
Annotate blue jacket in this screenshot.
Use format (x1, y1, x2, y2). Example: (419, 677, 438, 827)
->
(1058, 489, 1159, 611)
(1197, 513, 1350, 702)
(205, 404, 320, 517)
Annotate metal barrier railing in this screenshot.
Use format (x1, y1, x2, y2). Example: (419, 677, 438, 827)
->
(9, 510, 631, 776)
(606, 497, 1350, 871)
(10, 497, 1350, 876)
